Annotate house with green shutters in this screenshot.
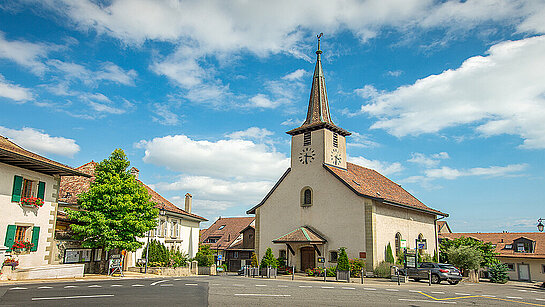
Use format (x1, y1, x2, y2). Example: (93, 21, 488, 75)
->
(0, 136, 88, 268)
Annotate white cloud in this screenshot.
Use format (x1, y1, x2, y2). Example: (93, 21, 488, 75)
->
(281, 118, 304, 126)
(0, 32, 50, 74)
(348, 156, 403, 176)
(361, 35, 545, 149)
(282, 69, 307, 81)
(48, 59, 137, 87)
(348, 132, 379, 148)
(386, 70, 403, 77)
(226, 127, 274, 141)
(151, 103, 179, 126)
(354, 84, 381, 99)
(425, 164, 528, 180)
(0, 126, 80, 158)
(247, 68, 308, 109)
(408, 152, 449, 168)
(0, 74, 33, 102)
(80, 93, 129, 115)
(137, 134, 289, 180)
(247, 94, 282, 109)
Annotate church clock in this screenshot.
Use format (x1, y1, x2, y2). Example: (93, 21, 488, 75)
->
(330, 148, 342, 166)
(299, 147, 315, 165)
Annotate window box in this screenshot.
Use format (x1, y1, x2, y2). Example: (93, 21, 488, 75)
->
(11, 240, 34, 254)
(20, 196, 44, 208)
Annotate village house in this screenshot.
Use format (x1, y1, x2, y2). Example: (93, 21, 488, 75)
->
(0, 136, 89, 268)
(440, 231, 545, 282)
(55, 162, 206, 272)
(200, 217, 254, 272)
(247, 43, 447, 273)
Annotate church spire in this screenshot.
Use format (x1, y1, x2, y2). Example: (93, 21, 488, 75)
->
(286, 33, 350, 136)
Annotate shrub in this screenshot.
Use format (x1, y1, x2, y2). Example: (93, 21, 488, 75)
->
(337, 247, 350, 271)
(489, 263, 509, 284)
(260, 248, 278, 268)
(169, 247, 188, 268)
(194, 245, 215, 267)
(326, 266, 337, 277)
(306, 267, 324, 276)
(433, 250, 438, 263)
(277, 256, 286, 269)
(396, 250, 404, 265)
(143, 239, 169, 266)
(250, 252, 258, 267)
(385, 243, 395, 264)
(349, 258, 365, 277)
(373, 261, 392, 278)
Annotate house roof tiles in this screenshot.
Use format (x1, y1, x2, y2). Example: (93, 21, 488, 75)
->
(272, 226, 326, 244)
(200, 217, 254, 250)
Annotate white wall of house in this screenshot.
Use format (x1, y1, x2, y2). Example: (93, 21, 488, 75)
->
(500, 257, 545, 282)
(0, 163, 59, 268)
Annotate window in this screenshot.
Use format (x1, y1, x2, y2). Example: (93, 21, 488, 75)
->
(233, 251, 239, 259)
(301, 187, 313, 207)
(171, 221, 177, 237)
(304, 132, 311, 146)
(506, 263, 515, 271)
(206, 237, 220, 244)
(333, 133, 338, 148)
(15, 226, 30, 242)
(22, 179, 34, 198)
(330, 251, 338, 262)
(395, 233, 402, 255)
(505, 244, 513, 249)
(12, 175, 46, 203)
(218, 225, 226, 230)
(542, 264, 545, 274)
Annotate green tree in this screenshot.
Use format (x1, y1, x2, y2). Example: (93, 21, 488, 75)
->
(194, 245, 214, 267)
(432, 250, 438, 263)
(67, 149, 158, 273)
(260, 248, 278, 268)
(349, 258, 365, 277)
(446, 245, 483, 274)
(440, 237, 498, 267)
(489, 263, 509, 284)
(143, 239, 169, 266)
(385, 243, 394, 264)
(337, 247, 350, 271)
(250, 252, 258, 268)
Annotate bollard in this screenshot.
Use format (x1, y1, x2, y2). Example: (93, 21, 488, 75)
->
(428, 270, 432, 286)
(324, 267, 327, 282)
(292, 266, 295, 280)
(396, 267, 400, 286)
(361, 269, 364, 284)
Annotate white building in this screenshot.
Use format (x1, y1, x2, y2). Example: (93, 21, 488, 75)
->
(0, 136, 89, 268)
(247, 43, 448, 273)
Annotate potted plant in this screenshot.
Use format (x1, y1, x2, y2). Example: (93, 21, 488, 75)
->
(336, 247, 350, 282)
(20, 196, 44, 208)
(12, 241, 34, 253)
(3, 258, 19, 269)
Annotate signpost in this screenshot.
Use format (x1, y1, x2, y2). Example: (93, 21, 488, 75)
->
(108, 254, 124, 276)
(318, 256, 326, 282)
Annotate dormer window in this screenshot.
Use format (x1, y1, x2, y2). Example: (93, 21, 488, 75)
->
(513, 238, 535, 253)
(505, 244, 512, 249)
(206, 237, 220, 243)
(218, 225, 225, 230)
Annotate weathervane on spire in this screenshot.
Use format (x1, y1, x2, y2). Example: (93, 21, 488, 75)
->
(317, 33, 323, 53)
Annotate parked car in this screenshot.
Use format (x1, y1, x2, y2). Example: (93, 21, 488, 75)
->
(400, 262, 462, 284)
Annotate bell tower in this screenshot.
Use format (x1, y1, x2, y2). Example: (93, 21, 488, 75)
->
(286, 34, 350, 171)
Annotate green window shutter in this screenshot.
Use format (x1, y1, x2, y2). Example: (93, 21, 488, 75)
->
(4, 225, 16, 252)
(11, 175, 23, 202)
(31, 226, 40, 252)
(37, 181, 46, 200)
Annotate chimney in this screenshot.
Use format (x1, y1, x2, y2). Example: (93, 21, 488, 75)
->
(130, 167, 139, 179)
(184, 193, 192, 213)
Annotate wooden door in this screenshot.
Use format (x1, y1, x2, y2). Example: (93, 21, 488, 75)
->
(518, 264, 530, 281)
(300, 247, 315, 271)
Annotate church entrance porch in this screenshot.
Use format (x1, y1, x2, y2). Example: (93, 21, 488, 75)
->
(300, 246, 315, 271)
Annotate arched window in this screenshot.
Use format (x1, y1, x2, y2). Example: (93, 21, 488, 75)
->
(395, 232, 402, 256)
(301, 187, 313, 206)
(418, 233, 423, 241)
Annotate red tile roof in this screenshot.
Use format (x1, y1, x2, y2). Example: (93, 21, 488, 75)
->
(273, 226, 326, 244)
(437, 221, 452, 234)
(200, 217, 254, 250)
(58, 161, 206, 221)
(324, 163, 446, 216)
(0, 136, 90, 177)
(440, 232, 545, 259)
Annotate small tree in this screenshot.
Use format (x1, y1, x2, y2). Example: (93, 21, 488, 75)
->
(194, 245, 214, 267)
(385, 243, 395, 264)
(489, 263, 509, 284)
(337, 247, 349, 271)
(440, 237, 498, 267)
(67, 149, 158, 273)
(260, 248, 277, 268)
(143, 239, 169, 266)
(396, 250, 404, 265)
(447, 245, 483, 282)
(250, 252, 258, 267)
(432, 250, 438, 263)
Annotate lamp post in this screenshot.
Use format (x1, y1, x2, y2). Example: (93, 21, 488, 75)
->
(538, 219, 544, 232)
(144, 230, 150, 274)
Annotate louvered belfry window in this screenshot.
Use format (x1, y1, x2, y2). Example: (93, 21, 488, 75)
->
(333, 133, 338, 148)
(304, 132, 311, 146)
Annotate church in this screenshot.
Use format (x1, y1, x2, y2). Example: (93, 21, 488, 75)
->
(247, 39, 448, 273)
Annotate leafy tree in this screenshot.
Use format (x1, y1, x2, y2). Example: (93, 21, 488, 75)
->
(446, 245, 483, 273)
(194, 245, 214, 267)
(440, 237, 498, 267)
(260, 248, 278, 268)
(489, 263, 509, 284)
(396, 249, 404, 265)
(432, 250, 438, 263)
(385, 243, 395, 264)
(337, 247, 350, 271)
(250, 252, 258, 267)
(67, 149, 158, 273)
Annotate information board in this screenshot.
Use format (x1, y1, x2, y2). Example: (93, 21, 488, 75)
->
(404, 251, 417, 269)
(64, 249, 93, 264)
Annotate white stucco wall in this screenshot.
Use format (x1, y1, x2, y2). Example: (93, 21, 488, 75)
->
(0, 163, 58, 268)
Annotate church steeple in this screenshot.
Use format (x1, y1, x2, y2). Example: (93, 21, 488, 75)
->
(287, 34, 350, 137)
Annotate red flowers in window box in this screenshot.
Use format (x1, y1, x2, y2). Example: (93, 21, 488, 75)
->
(20, 196, 44, 208)
(3, 258, 19, 268)
(12, 240, 34, 250)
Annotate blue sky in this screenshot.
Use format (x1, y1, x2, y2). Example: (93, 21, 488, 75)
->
(1, 1, 544, 231)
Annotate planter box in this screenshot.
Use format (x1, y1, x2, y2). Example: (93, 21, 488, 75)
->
(336, 270, 350, 282)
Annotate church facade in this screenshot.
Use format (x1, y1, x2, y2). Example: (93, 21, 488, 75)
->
(247, 42, 447, 273)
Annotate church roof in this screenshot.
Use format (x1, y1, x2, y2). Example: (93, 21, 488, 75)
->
(273, 226, 326, 244)
(324, 163, 447, 216)
(286, 38, 350, 137)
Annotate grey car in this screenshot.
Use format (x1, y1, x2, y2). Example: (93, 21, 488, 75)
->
(401, 262, 462, 284)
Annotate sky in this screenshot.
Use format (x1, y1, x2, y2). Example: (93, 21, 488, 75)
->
(1, 0, 544, 232)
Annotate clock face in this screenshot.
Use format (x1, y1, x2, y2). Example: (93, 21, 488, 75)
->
(330, 148, 342, 166)
(299, 147, 316, 165)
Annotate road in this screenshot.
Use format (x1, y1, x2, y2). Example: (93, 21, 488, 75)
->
(1, 275, 544, 306)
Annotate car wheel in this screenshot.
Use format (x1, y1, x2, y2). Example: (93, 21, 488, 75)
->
(431, 274, 441, 284)
(413, 278, 421, 282)
(448, 279, 460, 285)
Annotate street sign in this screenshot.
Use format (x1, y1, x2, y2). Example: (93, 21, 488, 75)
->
(404, 250, 417, 269)
(317, 257, 325, 263)
(108, 254, 124, 276)
(416, 239, 427, 250)
(400, 239, 407, 249)
(217, 254, 222, 261)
